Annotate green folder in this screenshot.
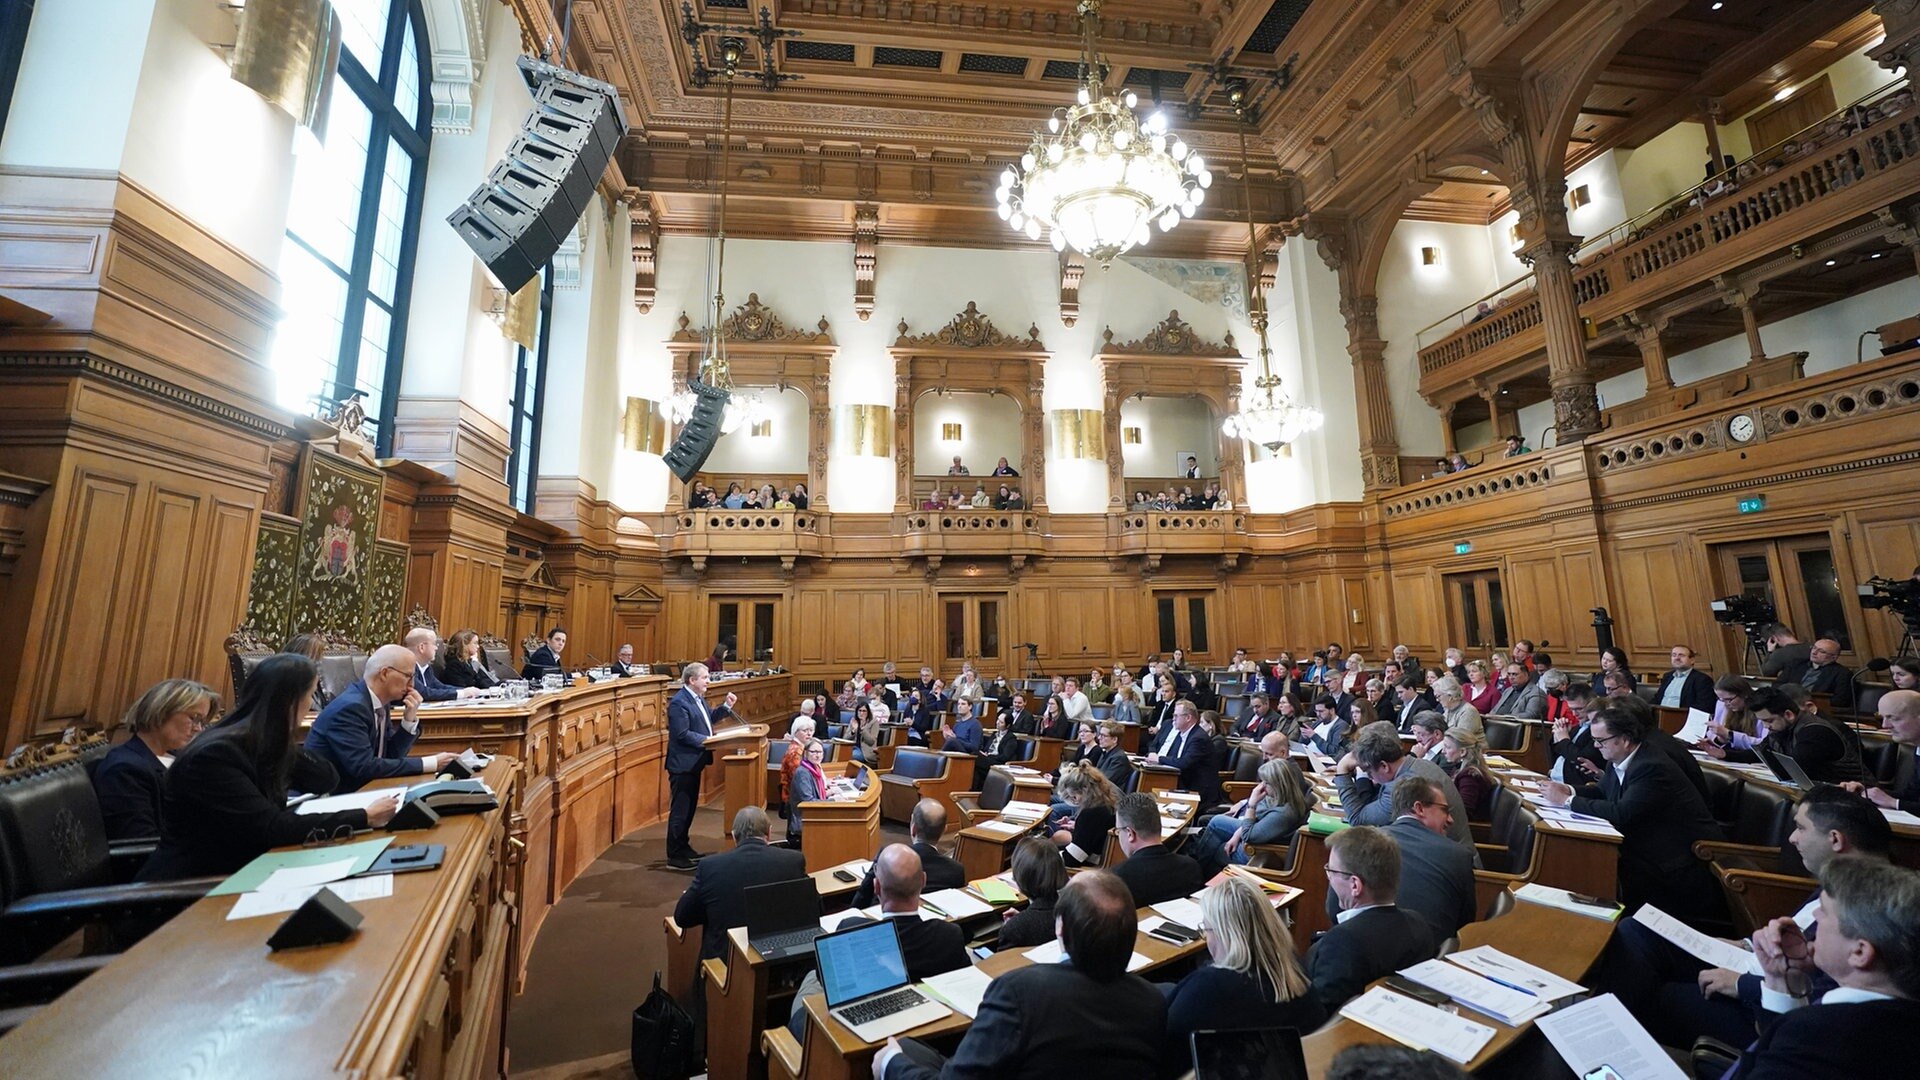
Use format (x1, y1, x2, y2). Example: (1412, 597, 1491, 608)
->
(970, 877, 1020, 904)
(1306, 811, 1351, 836)
(208, 836, 396, 896)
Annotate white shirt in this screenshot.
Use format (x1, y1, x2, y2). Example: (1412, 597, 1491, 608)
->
(1336, 903, 1384, 924)
(1060, 691, 1091, 722)
(1762, 982, 1893, 1013)
(1660, 671, 1688, 708)
(1611, 744, 1642, 785)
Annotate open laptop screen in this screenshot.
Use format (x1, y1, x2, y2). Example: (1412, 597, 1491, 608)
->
(817, 920, 909, 1006)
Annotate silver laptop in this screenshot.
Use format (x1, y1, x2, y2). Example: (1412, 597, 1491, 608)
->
(816, 919, 952, 1042)
(1759, 745, 1817, 790)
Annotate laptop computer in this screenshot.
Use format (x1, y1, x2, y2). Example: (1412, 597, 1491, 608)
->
(743, 878, 824, 960)
(816, 920, 952, 1042)
(1190, 1027, 1310, 1080)
(1758, 745, 1817, 790)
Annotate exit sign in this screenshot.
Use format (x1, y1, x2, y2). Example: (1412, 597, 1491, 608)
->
(1738, 495, 1767, 514)
(1454, 541, 1473, 555)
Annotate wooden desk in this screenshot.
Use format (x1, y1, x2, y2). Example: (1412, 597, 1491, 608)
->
(714, 724, 772, 848)
(707, 926, 816, 1080)
(0, 760, 525, 1079)
(794, 773, 883, 873)
(1134, 762, 1180, 796)
(1302, 899, 1616, 1076)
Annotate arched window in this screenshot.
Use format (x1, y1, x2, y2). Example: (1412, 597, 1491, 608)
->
(271, 0, 430, 454)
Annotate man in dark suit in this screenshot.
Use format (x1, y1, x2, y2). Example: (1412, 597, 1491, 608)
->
(1182, 455, 1200, 480)
(1145, 700, 1218, 805)
(405, 627, 480, 703)
(877, 869, 1167, 1080)
(1380, 777, 1478, 941)
(1780, 637, 1854, 709)
(1235, 693, 1277, 740)
(1145, 682, 1180, 744)
(851, 798, 967, 907)
(305, 644, 454, 793)
(1541, 704, 1725, 927)
(673, 807, 808, 961)
(1004, 693, 1036, 736)
(521, 626, 567, 680)
(665, 661, 738, 869)
(1110, 791, 1204, 906)
(1307, 825, 1439, 1011)
(1390, 675, 1429, 733)
(1727, 855, 1920, 1079)
(1738, 685, 1865, 784)
(1306, 696, 1352, 758)
(1549, 685, 1605, 784)
(611, 644, 637, 677)
(1845, 689, 1920, 812)
(1655, 645, 1716, 714)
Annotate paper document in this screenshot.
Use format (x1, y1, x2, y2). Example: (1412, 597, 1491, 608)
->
(1023, 940, 1067, 964)
(1883, 808, 1920, 828)
(1677, 708, 1712, 744)
(1339, 987, 1497, 1065)
(1632, 905, 1760, 974)
(296, 788, 403, 816)
(1398, 959, 1551, 1026)
(1159, 817, 1188, 835)
(974, 820, 1030, 836)
(1150, 896, 1204, 928)
(970, 877, 1019, 904)
(1511, 883, 1622, 921)
(919, 966, 994, 1018)
(922, 889, 994, 919)
(226, 874, 394, 920)
(210, 836, 394, 896)
(1535, 993, 1686, 1080)
(1125, 950, 1151, 972)
(1446, 946, 1586, 1002)
(258, 857, 357, 894)
(1000, 801, 1050, 820)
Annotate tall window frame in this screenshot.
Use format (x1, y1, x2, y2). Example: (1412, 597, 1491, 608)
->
(272, 0, 431, 454)
(507, 266, 555, 514)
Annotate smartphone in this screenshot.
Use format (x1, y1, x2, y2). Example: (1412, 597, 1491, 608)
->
(1582, 1066, 1626, 1080)
(1147, 923, 1202, 946)
(832, 868, 858, 882)
(389, 845, 429, 864)
(1567, 892, 1616, 909)
(1380, 976, 1454, 1008)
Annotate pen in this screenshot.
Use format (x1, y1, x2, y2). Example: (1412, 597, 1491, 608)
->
(1476, 971, 1539, 997)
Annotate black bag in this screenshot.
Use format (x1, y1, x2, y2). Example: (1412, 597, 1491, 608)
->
(631, 971, 699, 1079)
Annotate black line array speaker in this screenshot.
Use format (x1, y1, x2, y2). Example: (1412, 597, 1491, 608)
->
(662, 379, 732, 482)
(447, 55, 629, 294)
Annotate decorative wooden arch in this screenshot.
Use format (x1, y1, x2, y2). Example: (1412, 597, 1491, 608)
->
(664, 294, 835, 511)
(889, 302, 1049, 511)
(1097, 310, 1247, 509)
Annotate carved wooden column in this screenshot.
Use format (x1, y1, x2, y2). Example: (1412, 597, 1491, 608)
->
(1626, 310, 1674, 393)
(853, 206, 878, 322)
(1439, 402, 1459, 455)
(1102, 382, 1125, 509)
(1218, 382, 1247, 507)
(628, 191, 658, 314)
(1714, 276, 1767, 364)
(808, 372, 831, 510)
(1520, 232, 1601, 442)
(894, 370, 913, 511)
(1340, 294, 1403, 490)
(1025, 374, 1047, 509)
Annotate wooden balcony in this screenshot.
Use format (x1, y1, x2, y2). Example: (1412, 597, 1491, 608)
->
(1418, 105, 1920, 402)
(662, 508, 825, 572)
(898, 508, 1046, 570)
(1108, 509, 1249, 572)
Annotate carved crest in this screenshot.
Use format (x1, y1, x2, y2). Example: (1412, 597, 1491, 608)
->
(895, 302, 1044, 350)
(223, 624, 276, 656)
(1102, 311, 1237, 356)
(672, 293, 832, 344)
(404, 603, 438, 632)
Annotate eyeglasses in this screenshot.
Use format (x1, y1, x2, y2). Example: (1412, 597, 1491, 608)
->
(1324, 867, 1356, 881)
(304, 824, 357, 846)
(1591, 732, 1625, 746)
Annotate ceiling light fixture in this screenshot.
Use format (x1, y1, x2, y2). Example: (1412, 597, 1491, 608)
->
(1219, 84, 1322, 454)
(993, 0, 1210, 264)
(1775, 85, 1796, 102)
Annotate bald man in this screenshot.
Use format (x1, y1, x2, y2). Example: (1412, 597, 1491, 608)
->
(404, 627, 481, 703)
(1843, 689, 1920, 813)
(1783, 637, 1854, 708)
(306, 642, 456, 793)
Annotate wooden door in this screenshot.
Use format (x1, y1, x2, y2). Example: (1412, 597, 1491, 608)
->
(941, 593, 1009, 677)
(1444, 570, 1510, 653)
(711, 595, 782, 665)
(1711, 535, 1859, 667)
(1152, 591, 1217, 663)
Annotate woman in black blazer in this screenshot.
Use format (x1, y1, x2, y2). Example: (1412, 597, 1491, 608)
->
(994, 837, 1066, 951)
(438, 628, 501, 690)
(1050, 762, 1120, 867)
(1160, 875, 1326, 1075)
(139, 654, 402, 882)
(93, 678, 218, 841)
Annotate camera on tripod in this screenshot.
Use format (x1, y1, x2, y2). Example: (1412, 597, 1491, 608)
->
(1858, 575, 1920, 657)
(1710, 595, 1776, 627)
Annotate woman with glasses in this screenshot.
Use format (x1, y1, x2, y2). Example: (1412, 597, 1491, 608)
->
(93, 678, 219, 842)
(785, 739, 830, 847)
(139, 654, 399, 881)
(1158, 875, 1324, 1073)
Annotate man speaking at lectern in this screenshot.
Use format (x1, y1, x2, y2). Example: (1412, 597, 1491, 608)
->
(667, 662, 738, 870)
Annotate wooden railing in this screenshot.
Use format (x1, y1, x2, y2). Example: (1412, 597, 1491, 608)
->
(663, 508, 824, 570)
(1417, 108, 1920, 396)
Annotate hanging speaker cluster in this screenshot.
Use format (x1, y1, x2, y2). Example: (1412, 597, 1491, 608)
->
(447, 56, 629, 294)
(662, 379, 732, 481)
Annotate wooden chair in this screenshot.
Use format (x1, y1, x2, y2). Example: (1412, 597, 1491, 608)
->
(222, 625, 275, 701)
(1695, 840, 1816, 936)
(952, 768, 1016, 825)
(878, 748, 970, 824)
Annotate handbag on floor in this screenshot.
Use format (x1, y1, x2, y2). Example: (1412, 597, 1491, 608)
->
(631, 971, 699, 1079)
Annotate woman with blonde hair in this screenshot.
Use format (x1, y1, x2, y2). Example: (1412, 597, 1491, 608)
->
(1193, 757, 1314, 872)
(1159, 875, 1325, 1070)
(1441, 728, 1494, 821)
(1051, 761, 1120, 867)
(94, 678, 219, 841)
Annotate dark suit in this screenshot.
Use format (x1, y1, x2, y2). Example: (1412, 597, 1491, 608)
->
(885, 962, 1166, 1080)
(140, 722, 366, 881)
(1306, 906, 1438, 1012)
(521, 643, 563, 680)
(1382, 817, 1478, 941)
(93, 736, 168, 841)
(1088, 744, 1135, 791)
(304, 679, 422, 794)
(666, 685, 733, 861)
(414, 663, 460, 703)
(1570, 744, 1724, 926)
(833, 912, 968, 982)
(672, 838, 808, 960)
(1780, 659, 1854, 709)
(439, 658, 499, 690)
(851, 840, 967, 908)
(1729, 997, 1920, 1079)
(1006, 709, 1036, 736)
(1648, 727, 1715, 807)
(1550, 721, 1604, 783)
(1655, 668, 1716, 714)
(1111, 842, 1205, 907)
(611, 659, 636, 677)
(1153, 724, 1219, 805)
(1889, 748, 1920, 813)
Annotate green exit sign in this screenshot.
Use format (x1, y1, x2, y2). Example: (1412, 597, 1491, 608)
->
(1738, 495, 1767, 514)
(1454, 541, 1473, 555)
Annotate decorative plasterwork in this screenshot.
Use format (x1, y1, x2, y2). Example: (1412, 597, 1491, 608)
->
(628, 191, 658, 313)
(672, 293, 833, 345)
(1101, 311, 1237, 357)
(1059, 256, 1085, 328)
(423, 0, 487, 135)
(853, 205, 879, 322)
(894, 302, 1043, 351)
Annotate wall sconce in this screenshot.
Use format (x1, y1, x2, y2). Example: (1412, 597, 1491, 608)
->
(941, 422, 964, 443)
(1123, 426, 1143, 444)
(750, 419, 772, 438)
(621, 397, 668, 454)
(482, 275, 539, 349)
(838, 405, 895, 457)
(228, 0, 341, 133)
(1420, 246, 1441, 267)
(1567, 184, 1591, 210)
(1508, 224, 1523, 248)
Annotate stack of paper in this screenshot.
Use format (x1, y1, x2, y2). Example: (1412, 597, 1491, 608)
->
(1445, 946, 1586, 1001)
(1535, 994, 1686, 1079)
(1883, 808, 1920, 828)
(1000, 801, 1050, 821)
(922, 888, 994, 919)
(1339, 987, 1498, 1065)
(973, 819, 1030, 836)
(1676, 708, 1713, 744)
(210, 837, 395, 896)
(1398, 959, 1551, 1026)
(1512, 883, 1623, 921)
(227, 874, 393, 920)
(1158, 816, 1188, 835)
(919, 966, 994, 1018)
(295, 788, 402, 816)
(1532, 805, 1624, 838)
(1150, 896, 1204, 928)
(969, 877, 1019, 904)
(1632, 905, 1760, 974)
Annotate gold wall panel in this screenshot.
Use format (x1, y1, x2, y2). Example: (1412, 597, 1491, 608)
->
(837, 404, 894, 457)
(1050, 409, 1106, 460)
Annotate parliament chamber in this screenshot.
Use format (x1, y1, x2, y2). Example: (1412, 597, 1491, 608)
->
(5, 0, 1920, 1077)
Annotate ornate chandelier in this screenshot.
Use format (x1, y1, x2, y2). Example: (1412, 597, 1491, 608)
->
(1219, 87, 1321, 453)
(994, 0, 1212, 264)
(668, 35, 764, 435)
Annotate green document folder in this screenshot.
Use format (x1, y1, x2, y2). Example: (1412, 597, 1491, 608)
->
(209, 836, 396, 896)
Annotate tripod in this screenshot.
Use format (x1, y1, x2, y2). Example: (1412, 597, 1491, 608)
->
(1739, 625, 1770, 675)
(1020, 643, 1042, 679)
